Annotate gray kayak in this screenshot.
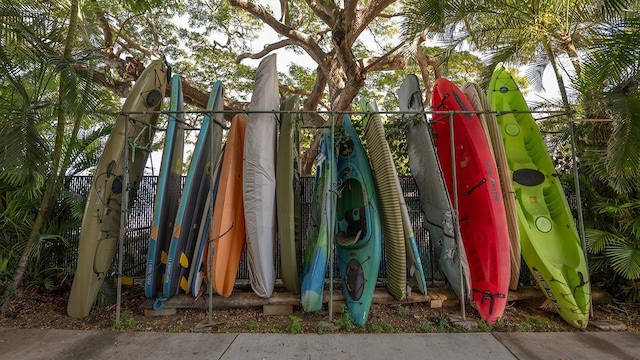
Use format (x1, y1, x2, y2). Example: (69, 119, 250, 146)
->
(399, 74, 471, 301)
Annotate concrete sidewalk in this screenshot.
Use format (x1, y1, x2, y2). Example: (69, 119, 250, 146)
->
(1, 328, 639, 360)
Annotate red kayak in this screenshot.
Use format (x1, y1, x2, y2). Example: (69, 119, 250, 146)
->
(431, 77, 510, 324)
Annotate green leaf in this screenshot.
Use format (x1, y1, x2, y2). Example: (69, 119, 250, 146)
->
(586, 228, 623, 254)
(606, 240, 640, 280)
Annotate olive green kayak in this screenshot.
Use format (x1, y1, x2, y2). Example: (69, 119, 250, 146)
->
(68, 60, 170, 318)
(277, 95, 302, 294)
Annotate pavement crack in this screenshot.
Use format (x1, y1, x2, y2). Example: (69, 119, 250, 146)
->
(218, 333, 239, 359)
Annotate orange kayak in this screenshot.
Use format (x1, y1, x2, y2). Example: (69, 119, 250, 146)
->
(207, 114, 247, 297)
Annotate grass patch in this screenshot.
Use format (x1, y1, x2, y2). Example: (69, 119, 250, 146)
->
(420, 320, 434, 332)
(317, 322, 330, 335)
(109, 310, 136, 331)
(436, 319, 451, 333)
(247, 321, 257, 331)
(336, 304, 355, 331)
(286, 314, 303, 335)
(369, 320, 395, 333)
(477, 319, 493, 332)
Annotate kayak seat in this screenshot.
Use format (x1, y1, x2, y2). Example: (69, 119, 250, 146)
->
(337, 206, 366, 247)
(513, 168, 545, 187)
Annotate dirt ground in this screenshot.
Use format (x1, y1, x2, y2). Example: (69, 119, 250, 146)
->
(1, 283, 639, 335)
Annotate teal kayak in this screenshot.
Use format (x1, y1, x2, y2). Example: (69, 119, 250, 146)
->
(488, 65, 591, 328)
(301, 129, 336, 311)
(335, 114, 382, 326)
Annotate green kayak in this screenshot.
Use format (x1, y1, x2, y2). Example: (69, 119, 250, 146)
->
(488, 66, 591, 329)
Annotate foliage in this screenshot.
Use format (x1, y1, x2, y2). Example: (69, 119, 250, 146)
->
(336, 304, 356, 331)
(316, 321, 329, 334)
(367, 321, 395, 333)
(286, 314, 303, 334)
(247, 321, 257, 331)
(95, 280, 117, 309)
(0, 0, 125, 298)
(585, 197, 640, 301)
(420, 320, 434, 332)
(109, 310, 137, 330)
(477, 319, 492, 332)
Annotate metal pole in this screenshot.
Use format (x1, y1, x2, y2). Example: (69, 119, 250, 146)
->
(567, 114, 591, 317)
(449, 111, 466, 320)
(328, 111, 335, 322)
(116, 114, 130, 324)
(209, 110, 216, 324)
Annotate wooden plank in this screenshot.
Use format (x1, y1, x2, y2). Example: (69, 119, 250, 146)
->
(141, 286, 610, 311)
(144, 307, 177, 317)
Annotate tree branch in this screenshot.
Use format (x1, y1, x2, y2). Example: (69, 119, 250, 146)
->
(353, 0, 397, 39)
(304, 67, 327, 113)
(236, 39, 296, 63)
(304, 0, 337, 27)
(344, 0, 358, 27)
(362, 40, 407, 72)
(229, 0, 328, 73)
(415, 33, 440, 107)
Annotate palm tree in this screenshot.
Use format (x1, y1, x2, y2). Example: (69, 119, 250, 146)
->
(0, 0, 116, 306)
(575, 10, 640, 300)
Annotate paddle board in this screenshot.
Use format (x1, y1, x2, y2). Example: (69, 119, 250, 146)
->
(162, 81, 224, 298)
(145, 74, 185, 299)
(210, 114, 247, 297)
(243, 54, 280, 298)
(361, 98, 407, 300)
(188, 146, 224, 298)
(277, 95, 302, 294)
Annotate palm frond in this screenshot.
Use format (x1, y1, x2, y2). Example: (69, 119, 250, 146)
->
(606, 239, 640, 280)
(606, 91, 640, 181)
(586, 228, 625, 254)
(65, 123, 114, 176)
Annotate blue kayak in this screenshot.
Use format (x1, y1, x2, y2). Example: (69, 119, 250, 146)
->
(301, 129, 336, 311)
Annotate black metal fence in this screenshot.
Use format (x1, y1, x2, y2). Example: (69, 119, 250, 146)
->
(65, 175, 446, 283)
